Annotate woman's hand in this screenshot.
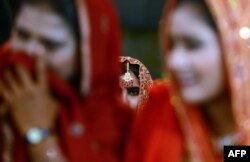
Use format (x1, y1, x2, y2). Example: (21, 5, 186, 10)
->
(0, 55, 58, 136)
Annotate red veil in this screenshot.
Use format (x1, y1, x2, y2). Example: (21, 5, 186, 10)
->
(0, 0, 133, 161)
(120, 56, 153, 112)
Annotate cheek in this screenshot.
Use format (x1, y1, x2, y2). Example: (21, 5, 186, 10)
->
(10, 34, 27, 51)
(127, 96, 140, 109)
(183, 50, 225, 104)
(47, 45, 76, 79)
(49, 51, 75, 66)
(122, 91, 139, 109)
(196, 49, 223, 84)
(49, 40, 76, 65)
(190, 45, 222, 79)
(202, 54, 225, 92)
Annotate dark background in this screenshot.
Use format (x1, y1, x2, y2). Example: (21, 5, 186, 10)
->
(115, 0, 166, 78)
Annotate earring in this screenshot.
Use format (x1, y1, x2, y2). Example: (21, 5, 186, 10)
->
(121, 62, 133, 88)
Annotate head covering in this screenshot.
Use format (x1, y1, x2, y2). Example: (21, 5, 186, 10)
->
(159, 0, 250, 161)
(125, 1, 250, 161)
(120, 56, 153, 111)
(0, 0, 133, 161)
(76, 0, 121, 96)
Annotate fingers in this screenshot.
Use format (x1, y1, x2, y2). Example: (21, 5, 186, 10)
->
(15, 65, 33, 88)
(35, 47, 47, 88)
(0, 80, 11, 102)
(0, 45, 48, 102)
(4, 70, 20, 94)
(15, 45, 47, 89)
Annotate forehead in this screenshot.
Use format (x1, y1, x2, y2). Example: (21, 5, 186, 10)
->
(15, 4, 72, 40)
(120, 72, 140, 87)
(169, 4, 211, 36)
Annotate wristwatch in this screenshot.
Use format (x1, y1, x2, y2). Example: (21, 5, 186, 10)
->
(25, 127, 51, 145)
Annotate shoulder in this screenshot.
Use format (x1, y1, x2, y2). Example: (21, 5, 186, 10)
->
(125, 80, 184, 162)
(149, 80, 172, 99)
(134, 79, 179, 132)
(143, 79, 173, 114)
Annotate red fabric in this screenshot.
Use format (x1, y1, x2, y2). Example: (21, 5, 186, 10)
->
(124, 81, 185, 162)
(0, 0, 134, 161)
(124, 80, 223, 162)
(83, 0, 122, 92)
(0, 49, 133, 162)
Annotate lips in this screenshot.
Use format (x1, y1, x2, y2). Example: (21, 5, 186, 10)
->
(174, 73, 198, 87)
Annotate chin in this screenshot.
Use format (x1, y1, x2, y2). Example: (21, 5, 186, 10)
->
(180, 90, 208, 105)
(129, 102, 139, 109)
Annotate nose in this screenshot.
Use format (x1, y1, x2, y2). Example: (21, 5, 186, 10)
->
(23, 40, 45, 57)
(24, 40, 37, 55)
(122, 89, 128, 102)
(11, 36, 45, 57)
(167, 47, 189, 71)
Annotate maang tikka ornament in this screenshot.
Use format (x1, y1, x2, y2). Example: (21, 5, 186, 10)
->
(121, 62, 134, 88)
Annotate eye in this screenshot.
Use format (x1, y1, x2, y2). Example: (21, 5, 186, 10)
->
(40, 39, 64, 52)
(183, 37, 203, 50)
(16, 28, 30, 41)
(127, 87, 139, 96)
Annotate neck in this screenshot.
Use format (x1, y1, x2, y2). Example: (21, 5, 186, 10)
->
(203, 94, 235, 138)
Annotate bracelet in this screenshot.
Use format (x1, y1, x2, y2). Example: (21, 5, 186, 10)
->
(25, 127, 52, 145)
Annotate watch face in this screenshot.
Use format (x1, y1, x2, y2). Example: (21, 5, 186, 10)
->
(27, 128, 43, 144)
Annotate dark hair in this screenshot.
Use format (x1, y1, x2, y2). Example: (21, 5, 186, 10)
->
(19, 0, 80, 42)
(122, 61, 140, 79)
(0, 0, 12, 44)
(176, 0, 217, 32)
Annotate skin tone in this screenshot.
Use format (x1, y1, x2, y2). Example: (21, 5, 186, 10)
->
(11, 4, 77, 80)
(167, 4, 235, 140)
(0, 3, 78, 161)
(121, 71, 140, 109)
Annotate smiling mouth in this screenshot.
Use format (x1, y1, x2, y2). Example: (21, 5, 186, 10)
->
(175, 73, 198, 87)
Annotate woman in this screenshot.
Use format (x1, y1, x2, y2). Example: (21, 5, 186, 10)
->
(120, 56, 153, 111)
(125, 0, 250, 161)
(0, 0, 133, 161)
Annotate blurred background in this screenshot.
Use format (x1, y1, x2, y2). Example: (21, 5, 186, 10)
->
(0, 0, 165, 79)
(115, 0, 165, 79)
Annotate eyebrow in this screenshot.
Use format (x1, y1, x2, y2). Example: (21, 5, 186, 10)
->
(15, 26, 30, 35)
(39, 37, 65, 47)
(169, 33, 202, 43)
(15, 24, 66, 47)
